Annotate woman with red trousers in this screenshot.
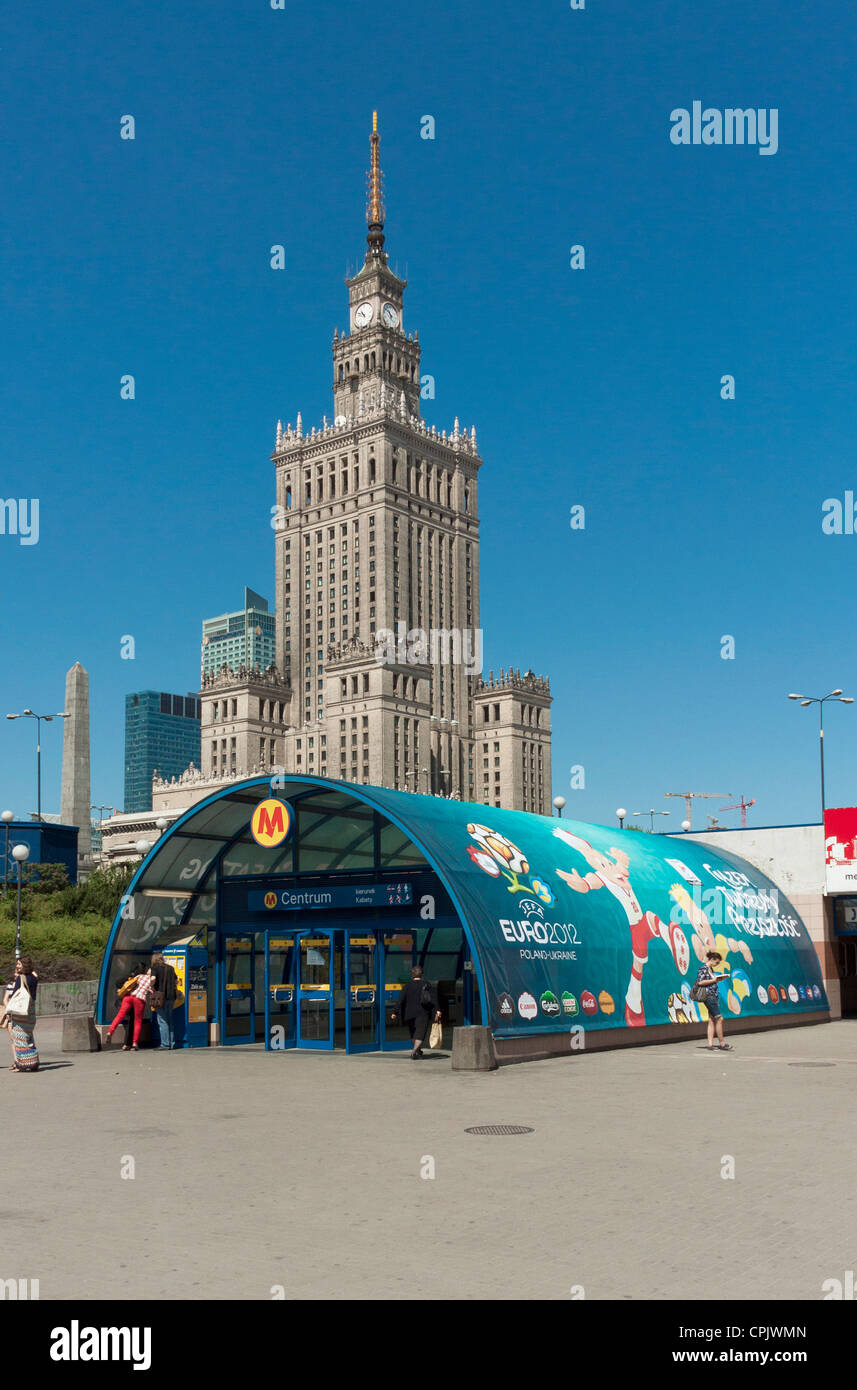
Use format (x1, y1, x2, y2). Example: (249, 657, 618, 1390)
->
(107, 965, 154, 1050)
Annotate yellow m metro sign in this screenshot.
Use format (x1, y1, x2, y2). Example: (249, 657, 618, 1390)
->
(250, 798, 293, 849)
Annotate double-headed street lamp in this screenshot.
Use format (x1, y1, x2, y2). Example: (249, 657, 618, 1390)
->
(6, 709, 69, 822)
(634, 808, 670, 833)
(788, 689, 853, 817)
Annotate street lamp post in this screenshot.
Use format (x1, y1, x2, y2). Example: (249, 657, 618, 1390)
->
(788, 689, 854, 817)
(6, 709, 69, 822)
(1, 811, 13, 895)
(634, 809, 670, 833)
(616, 808, 627, 829)
(553, 796, 566, 818)
(11, 843, 30, 959)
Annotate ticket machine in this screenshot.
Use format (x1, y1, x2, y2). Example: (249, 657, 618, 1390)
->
(161, 944, 209, 1048)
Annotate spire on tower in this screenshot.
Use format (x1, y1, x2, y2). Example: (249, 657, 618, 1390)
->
(366, 110, 386, 260)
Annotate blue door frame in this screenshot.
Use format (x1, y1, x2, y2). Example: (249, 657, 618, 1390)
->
(264, 932, 297, 1050)
(344, 931, 381, 1053)
(220, 933, 255, 1045)
(296, 929, 334, 1050)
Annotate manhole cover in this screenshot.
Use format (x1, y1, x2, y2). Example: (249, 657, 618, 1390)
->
(789, 1062, 835, 1068)
(465, 1124, 534, 1136)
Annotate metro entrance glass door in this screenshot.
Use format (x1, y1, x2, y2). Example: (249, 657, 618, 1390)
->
(265, 934, 296, 1050)
(380, 929, 417, 1050)
(345, 934, 379, 1051)
(222, 934, 255, 1044)
(297, 932, 333, 1049)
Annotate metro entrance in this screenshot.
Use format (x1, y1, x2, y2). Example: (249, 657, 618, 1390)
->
(220, 927, 471, 1052)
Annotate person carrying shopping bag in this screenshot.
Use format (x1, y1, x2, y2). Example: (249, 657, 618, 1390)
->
(1, 956, 40, 1072)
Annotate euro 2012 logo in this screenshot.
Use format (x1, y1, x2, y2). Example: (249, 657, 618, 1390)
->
(465, 823, 554, 905)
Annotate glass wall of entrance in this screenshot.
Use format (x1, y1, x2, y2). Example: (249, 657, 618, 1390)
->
(219, 924, 472, 1052)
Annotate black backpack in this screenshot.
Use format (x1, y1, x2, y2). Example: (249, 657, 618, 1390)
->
(420, 978, 433, 1010)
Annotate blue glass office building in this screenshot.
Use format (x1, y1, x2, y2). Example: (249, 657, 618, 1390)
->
(124, 691, 202, 813)
(201, 588, 275, 677)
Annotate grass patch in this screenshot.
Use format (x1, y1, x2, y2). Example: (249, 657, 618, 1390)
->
(0, 917, 110, 981)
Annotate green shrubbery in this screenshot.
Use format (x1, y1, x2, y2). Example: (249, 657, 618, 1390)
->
(0, 861, 137, 979)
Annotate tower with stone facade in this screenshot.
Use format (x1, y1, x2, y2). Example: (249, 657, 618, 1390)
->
(190, 114, 552, 814)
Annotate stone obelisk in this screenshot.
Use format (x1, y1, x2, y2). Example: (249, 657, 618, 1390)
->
(60, 662, 91, 860)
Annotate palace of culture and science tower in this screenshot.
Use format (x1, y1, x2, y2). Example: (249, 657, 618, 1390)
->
(154, 115, 552, 816)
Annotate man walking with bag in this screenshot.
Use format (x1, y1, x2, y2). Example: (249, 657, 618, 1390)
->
(150, 953, 179, 1050)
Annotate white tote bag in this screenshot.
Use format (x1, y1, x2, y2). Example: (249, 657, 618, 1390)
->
(6, 977, 32, 1019)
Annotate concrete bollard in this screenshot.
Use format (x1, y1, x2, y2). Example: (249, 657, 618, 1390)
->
(62, 1017, 101, 1052)
(451, 1025, 498, 1071)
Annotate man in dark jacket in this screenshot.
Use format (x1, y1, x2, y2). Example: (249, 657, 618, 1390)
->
(150, 952, 179, 1050)
(393, 965, 441, 1059)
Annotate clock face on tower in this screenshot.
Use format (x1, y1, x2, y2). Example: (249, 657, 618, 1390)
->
(354, 301, 374, 328)
(382, 303, 399, 327)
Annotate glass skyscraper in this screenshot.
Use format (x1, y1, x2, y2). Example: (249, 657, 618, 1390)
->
(201, 588, 276, 677)
(124, 691, 202, 812)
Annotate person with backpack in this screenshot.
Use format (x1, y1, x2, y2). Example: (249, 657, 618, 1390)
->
(393, 964, 441, 1060)
(693, 949, 732, 1051)
(149, 953, 179, 1050)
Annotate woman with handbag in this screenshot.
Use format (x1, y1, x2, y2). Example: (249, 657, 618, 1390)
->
(2, 956, 40, 1073)
(107, 964, 154, 1050)
(693, 950, 732, 1051)
(392, 965, 442, 1060)
(115, 969, 142, 1049)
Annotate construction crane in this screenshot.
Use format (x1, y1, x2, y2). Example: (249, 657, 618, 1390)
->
(665, 791, 732, 830)
(721, 795, 755, 828)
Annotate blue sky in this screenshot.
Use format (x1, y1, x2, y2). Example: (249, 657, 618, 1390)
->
(1, 0, 855, 830)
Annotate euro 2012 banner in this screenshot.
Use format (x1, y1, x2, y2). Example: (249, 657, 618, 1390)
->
(443, 814, 828, 1035)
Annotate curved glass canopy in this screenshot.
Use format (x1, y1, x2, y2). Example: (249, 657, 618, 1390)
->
(97, 775, 829, 1037)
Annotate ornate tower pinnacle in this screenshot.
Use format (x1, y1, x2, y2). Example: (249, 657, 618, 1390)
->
(366, 110, 386, 261)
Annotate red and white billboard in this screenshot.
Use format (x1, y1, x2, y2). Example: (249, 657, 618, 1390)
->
(824, 807, 857, 893)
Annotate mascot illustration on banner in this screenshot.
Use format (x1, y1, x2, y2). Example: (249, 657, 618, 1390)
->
(552, 828, 690, 1027)
(668, 883, 754, 1017)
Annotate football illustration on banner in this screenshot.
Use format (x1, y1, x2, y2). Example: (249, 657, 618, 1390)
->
(552, 828, 689, 1027)
(466, 824, 555, 904)
(667, 988, 700, 1024)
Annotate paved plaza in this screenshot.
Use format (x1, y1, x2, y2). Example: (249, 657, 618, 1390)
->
(7, 1020, 856, 1301)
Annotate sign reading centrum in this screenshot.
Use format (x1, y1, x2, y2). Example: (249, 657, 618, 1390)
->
(249, 883, 413, 913)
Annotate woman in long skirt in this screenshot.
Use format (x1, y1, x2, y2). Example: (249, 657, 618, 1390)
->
(3, 956, 40, 1072)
